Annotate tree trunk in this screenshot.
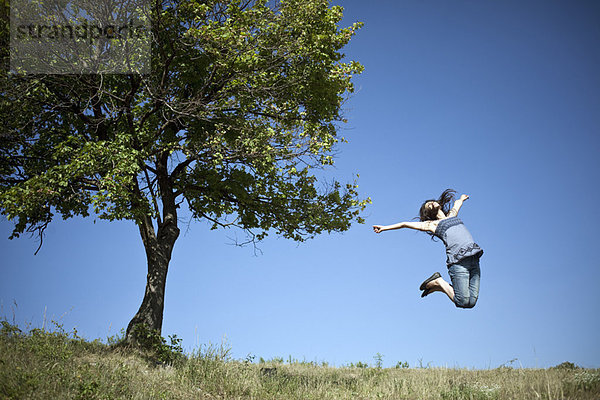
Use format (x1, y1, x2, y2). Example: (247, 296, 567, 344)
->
(125, 220, 179, 341)
(125, 153, 180, 342)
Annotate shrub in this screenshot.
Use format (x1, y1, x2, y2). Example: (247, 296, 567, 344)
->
(552, 361, 580, 370)
(128, 324, 186, 366)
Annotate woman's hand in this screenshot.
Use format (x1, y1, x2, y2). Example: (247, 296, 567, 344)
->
(373, 225, 386, 233)
(448, 195, 469, 217)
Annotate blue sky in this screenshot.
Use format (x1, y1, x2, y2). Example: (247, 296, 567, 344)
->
(2, 0, 600, 369)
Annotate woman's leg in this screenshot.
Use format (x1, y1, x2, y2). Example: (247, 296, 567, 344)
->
(427, 258, 480, 308)
(467, 259, 481, 308)
(425, 277, 454, 302)
(447, 263, 472, 308)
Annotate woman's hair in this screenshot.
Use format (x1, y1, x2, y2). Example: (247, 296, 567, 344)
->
(418, 188, 456, 222)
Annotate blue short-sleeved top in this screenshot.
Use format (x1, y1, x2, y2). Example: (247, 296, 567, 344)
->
(434, 217, 483, 266)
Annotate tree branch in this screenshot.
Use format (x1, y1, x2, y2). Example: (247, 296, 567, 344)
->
(144, 167, 162, 227)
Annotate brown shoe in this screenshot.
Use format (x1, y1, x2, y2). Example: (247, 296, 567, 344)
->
(419, 272, 441, 291)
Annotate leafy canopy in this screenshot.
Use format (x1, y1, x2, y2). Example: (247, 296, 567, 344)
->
(0, 0, 369, 248)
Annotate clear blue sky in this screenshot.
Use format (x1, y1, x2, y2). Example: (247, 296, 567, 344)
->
(2, 0, 600, 369)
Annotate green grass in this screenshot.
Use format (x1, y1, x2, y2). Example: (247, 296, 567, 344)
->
(1, 320, 599, 400)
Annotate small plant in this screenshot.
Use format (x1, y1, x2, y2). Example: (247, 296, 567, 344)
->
(106, 328, 126, 346)
(497, 358, 519, 370)
(352, 361, 369, 369)
(373, 353, 384, 369)
(1, 320, 22, 337)
(552, 361, 580, 370)
(75, 378, 99, 400)
(129, 324, 186, 366)
(244, 353, 256, 365)
(395, 360, 409, 369)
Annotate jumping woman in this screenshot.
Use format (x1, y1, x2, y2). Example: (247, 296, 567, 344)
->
(372, 189, 483, 308)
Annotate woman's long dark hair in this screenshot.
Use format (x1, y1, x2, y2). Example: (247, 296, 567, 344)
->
(419, 189, 456, 222)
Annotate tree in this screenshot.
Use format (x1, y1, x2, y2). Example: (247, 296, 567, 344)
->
(0, 0, 368, 342)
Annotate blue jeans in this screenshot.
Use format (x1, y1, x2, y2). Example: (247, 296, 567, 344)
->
(448, 255, 481, 308)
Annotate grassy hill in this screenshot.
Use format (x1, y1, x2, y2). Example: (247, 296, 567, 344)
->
(1, 320, 598, 399)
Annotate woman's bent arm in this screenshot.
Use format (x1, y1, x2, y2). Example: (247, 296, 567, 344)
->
(447, 194, 469, 218)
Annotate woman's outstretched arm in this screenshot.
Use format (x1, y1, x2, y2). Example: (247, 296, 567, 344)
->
(447, 194, 469, 218)
(373, 221, 435, 233)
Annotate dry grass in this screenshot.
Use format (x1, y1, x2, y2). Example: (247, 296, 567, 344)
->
(1, 321, 598, 399)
